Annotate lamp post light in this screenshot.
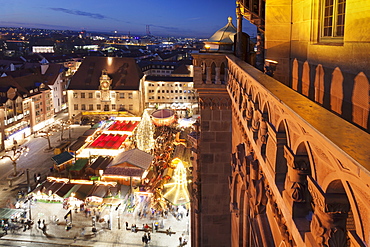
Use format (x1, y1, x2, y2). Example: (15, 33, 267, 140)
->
(264, 59, 279, 77)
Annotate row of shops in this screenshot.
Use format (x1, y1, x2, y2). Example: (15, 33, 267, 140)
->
(30, 177, 120, 207)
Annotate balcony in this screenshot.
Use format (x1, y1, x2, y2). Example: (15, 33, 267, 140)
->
(193, 53, 370, 246)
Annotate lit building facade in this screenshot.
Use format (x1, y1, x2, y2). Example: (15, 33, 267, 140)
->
(0, 75, 54, 150)
(190, 1, 370, 246)
(67, 56, 144, 123)
(143, 75, 198, 116)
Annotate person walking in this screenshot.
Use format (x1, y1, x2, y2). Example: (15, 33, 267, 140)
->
(141, 234, 146, 244)
(179, 236, 183, 246)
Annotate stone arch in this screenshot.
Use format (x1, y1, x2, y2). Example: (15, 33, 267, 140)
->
(318, 179, 352, 245)
(201, 61, 206, 82)
(314, 64, 325, 104)
(220, 62, 226, 83)
(292, 59, 299, 91)
(275, 120, 288, 192)
(260, 102, 270, 157)
(302, 61, 310, 97)
(352, 72, 369, 128)
(284, 141, 312, 222)
(231, 173, 246, 246)
(252, 93, 261, 140)
(330, 67, 344, 114)
(211, 62, 216, 83)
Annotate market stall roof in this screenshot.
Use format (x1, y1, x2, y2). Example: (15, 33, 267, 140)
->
(89, 156, 113, 170)
(172, 144, 186, 160)
(62, 184, 81, 199)
(0, 208, 24, 219)
(69, 136, 88, 152)
(51, 151, 74, 165)
(32, 180, 54, 194)
(74, 184, 94, 201)
(82, 129, 97, 137)
(55, 183, 75, 198)
(87, 185, 110, 198)
(109, 148, 153, 170)
(103, 167, 143, 177)
(69, 158, 89, 171)
(45, 182, 65, 194)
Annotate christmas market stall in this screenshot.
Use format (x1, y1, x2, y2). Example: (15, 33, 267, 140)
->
(68, 158, 89, 178)
(85, 184, 113, 206)
(85, 156, 113, 178)
(51, 151, 74, 172)
(68, 136, 89, 156)
(151, 109, 176, 126)
(102, 149, 154, 186)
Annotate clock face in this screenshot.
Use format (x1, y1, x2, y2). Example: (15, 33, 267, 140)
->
(102, 81, 109, 89)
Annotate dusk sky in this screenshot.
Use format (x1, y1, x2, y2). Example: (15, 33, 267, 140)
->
(1, 0, 257, 38)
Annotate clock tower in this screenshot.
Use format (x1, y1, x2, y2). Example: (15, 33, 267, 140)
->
(100, 69, 112, 102)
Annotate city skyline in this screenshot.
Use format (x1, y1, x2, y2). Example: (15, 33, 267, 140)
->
(1, 0, 257, 38)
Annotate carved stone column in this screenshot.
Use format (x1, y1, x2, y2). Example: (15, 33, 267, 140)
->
(251, 105, 261, 140)
(246, 97, 253, 127)
(307, 177, 349, 247)
(206, 66, 212, 84)
(283, 147, 311, 218)
(249, 156, 267, 215)
(215, 67, 221, 84)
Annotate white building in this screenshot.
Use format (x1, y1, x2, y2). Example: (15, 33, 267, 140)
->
(143, 75, 198, 117)
(67, 56, 144, 124)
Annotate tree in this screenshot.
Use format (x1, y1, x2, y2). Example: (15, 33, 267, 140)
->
(59, 120, 72, 141)
(136, 109, 155, 153)
(37, 124, 59, 150)
(1, 144, 28, 176)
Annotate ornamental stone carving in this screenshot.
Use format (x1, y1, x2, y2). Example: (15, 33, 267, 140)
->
(308, 176, 350, 247)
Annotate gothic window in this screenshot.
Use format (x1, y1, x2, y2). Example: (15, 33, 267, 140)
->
(89, 104, 93, 110)
(321, 0, 346, 41)
(81, 93, 85, 98)
(74, 104, 78, 110)
(88, 93, 93, 98)
(81, 104, 86, 110)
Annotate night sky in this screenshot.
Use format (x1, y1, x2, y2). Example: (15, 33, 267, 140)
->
(1, 0, 257, 38)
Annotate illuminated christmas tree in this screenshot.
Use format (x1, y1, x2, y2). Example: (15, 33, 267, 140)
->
(163, 158, 190, 206)
(136, 109, 155, 153)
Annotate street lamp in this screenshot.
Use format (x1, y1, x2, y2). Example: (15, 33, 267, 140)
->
(1, 144, 29, 177)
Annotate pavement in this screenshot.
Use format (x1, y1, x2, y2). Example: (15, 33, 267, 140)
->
(0, 113, 191, 246)
(0, 198, 190, 247)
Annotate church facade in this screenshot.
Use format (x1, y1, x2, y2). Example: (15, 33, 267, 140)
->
(190, 1, 370, 246)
